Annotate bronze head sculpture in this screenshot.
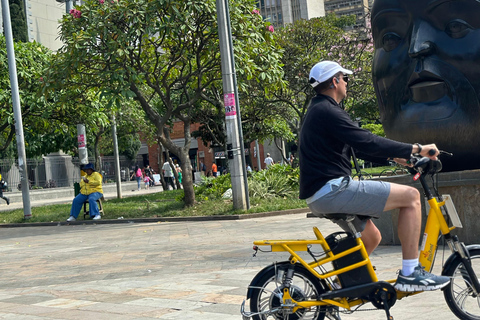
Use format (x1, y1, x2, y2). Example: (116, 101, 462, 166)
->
(371, 0, 480, 171)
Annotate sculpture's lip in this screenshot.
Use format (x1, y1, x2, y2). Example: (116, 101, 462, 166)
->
(409, 80, 447, 103)
(400, 72, 457, 121)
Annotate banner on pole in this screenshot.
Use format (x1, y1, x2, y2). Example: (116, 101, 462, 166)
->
(224, 93, 236, 119)
(78, 134, 86, 149)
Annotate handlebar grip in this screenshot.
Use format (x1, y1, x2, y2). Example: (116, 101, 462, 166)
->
(428, 149, 436, 156)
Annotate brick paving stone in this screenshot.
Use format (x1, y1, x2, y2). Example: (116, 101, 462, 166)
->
(0, 213, 468, 319)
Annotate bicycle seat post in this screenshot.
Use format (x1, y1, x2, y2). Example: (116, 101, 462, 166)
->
(345, 215, 361, 238)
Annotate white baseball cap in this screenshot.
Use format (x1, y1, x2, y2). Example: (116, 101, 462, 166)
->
(309, 61, 353, 88)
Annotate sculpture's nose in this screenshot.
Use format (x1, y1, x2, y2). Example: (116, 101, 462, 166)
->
(409, 21, 436, 59)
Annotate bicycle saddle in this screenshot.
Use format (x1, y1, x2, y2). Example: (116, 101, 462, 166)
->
(321, 213, 356, 222)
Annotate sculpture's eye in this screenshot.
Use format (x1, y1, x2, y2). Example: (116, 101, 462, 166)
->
(382, 33, 401, 52)
(445, 20, 472, 39)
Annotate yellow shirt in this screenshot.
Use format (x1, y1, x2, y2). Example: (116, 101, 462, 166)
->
(80, 172, 103, 195)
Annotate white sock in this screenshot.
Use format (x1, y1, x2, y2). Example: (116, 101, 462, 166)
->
(402, 258, 418, 276)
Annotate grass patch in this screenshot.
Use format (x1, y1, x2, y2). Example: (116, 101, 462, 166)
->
(355, 165, 409, 176)
(0, 190, 307, 224)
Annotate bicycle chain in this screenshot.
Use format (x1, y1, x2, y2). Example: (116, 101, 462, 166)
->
(339, 306, 387, 314)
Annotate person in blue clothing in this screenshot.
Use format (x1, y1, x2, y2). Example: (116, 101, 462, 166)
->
(67, 163, 103, 221)
(300, 60, 449, 292)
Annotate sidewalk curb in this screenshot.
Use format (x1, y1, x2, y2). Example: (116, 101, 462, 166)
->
(0, 208, 311, 228)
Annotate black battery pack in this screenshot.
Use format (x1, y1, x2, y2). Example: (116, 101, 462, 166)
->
(326, 232, 373, 288)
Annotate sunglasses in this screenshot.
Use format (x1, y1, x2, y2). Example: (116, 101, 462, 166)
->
(342, 75, 349, 83)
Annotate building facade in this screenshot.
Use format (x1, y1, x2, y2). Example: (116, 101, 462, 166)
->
(0, 0, 66, 51)
(257, 0, 325, 27)
(324, 0, 369, 26)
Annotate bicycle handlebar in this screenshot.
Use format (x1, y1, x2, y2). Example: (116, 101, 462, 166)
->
(407, 150, 453, 178)
(428, 149, 453, 157)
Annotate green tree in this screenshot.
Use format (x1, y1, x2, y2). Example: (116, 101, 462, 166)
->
(48, 0, 284, 207)
(98, 104, 150, 162)
(273, 14, 380, 146)
(327, 14, 378, 123)
(0, 35, 63, 157)
(273, 15, 351, 146)
(9, 0, 28, 42)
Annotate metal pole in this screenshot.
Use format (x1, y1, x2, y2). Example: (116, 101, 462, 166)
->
(111, 114, 122, 198)
(216, 0, 247, 210)
(65, 0, 72, 13)
(1, 0, 31, 218)
(255, 139, 262, 171)
(223, 0, 250, 209)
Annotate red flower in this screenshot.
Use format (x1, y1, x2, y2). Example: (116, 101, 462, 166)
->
(251, 9, 260, 15)
(267, 25, 274, 32)
(69, 9, 82, 18)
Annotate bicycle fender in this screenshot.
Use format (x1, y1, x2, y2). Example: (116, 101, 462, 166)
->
(442, 244, 480, 276)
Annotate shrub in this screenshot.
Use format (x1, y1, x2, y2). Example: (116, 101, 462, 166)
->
(194, 174, 233, 201)
(194, 164, 299, 200)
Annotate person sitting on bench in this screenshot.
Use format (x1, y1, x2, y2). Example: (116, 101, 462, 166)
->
(67, 163, 103, 221)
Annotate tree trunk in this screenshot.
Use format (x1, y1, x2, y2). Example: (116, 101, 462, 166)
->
(158, 127, 195, 207)
(130, 83, 196, 206)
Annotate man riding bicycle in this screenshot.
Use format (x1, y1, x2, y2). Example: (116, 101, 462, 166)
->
(299, 60, 450, 292)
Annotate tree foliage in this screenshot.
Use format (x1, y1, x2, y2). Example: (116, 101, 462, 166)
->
(9, 0, 28, 42)
(0, 36, 68, 157)
(48, 0, 284, 207)
(274, 13, 380, 145)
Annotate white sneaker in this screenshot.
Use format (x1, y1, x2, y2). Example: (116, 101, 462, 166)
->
(67, 216, 76, 222)
(93, 215, 101, 220)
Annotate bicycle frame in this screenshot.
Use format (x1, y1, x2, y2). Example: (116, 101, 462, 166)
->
(246, 163, 474, 314)
(252, 227, 377, 310)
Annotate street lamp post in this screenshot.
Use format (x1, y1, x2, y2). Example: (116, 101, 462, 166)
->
(1, 0, 32, 218)
(56, 0, 73, 13)
(216, 0, 247, 210)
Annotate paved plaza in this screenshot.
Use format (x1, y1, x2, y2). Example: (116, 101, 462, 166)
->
(0, 213, 462, 319)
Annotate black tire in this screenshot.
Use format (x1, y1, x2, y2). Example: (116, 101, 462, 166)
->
(443, 248, 480, 320)
(249, 262, 327, 320)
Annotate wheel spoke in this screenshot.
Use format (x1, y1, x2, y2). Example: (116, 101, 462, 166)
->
(250, 264, 326, 320)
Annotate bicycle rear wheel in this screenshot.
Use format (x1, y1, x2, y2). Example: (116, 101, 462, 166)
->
(443, 248, 480, 320)
(249, 262, 327, 320)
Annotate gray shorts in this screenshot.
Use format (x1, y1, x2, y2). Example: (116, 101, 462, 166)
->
(307, 177, 390, 232)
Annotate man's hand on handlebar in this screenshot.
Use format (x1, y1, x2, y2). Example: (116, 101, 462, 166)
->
(414, 143, 439, 160)
(393, 144, 440, 168)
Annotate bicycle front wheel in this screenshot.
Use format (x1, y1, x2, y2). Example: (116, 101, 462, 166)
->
(443, 248, 480, 320)
(249, 262, 327, 320)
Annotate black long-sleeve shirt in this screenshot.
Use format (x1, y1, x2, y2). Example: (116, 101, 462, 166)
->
(299, 94, 413, 199)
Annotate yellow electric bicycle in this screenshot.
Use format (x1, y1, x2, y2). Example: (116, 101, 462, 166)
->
(241, 151, 480, 320)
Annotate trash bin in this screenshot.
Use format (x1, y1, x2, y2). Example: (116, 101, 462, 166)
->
(74, 182, 80, 196)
